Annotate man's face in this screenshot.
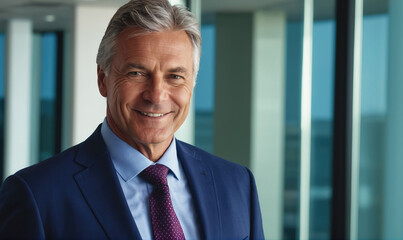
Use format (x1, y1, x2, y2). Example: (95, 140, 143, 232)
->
(98, 28, 194, 153)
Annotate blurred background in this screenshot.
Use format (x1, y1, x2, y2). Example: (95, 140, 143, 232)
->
(0, 0, 402, 239)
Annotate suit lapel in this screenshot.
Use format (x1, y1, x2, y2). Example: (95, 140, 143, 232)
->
(176, 140, 221, 239)
(74, 127, 141, 239)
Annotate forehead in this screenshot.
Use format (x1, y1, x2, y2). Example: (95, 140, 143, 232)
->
(114, 28, 193, 60)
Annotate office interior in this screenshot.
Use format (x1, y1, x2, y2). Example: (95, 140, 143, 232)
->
(0, 0, 401, 239)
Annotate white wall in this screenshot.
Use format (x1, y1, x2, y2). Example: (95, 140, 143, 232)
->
(70, 5, 117, 145)
(4, 19, 33, 177)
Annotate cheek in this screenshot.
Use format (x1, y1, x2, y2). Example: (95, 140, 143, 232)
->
(111, 83, 142, 104)
(175, 87, 193, 109)
(175, 86, 193, 101)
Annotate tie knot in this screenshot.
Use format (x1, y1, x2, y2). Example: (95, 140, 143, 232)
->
(140, 164, 169, 187)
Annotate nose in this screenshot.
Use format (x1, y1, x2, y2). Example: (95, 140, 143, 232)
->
(142, 75, 167, 104)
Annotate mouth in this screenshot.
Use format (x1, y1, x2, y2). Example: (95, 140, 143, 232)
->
(136, 110, 167, 118)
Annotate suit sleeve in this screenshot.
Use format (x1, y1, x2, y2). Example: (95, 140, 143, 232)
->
(0, 175, 45, 239)
(247, 168, 265, 240)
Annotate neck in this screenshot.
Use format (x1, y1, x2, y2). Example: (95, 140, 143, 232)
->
(132, 140, 172, 162)
(106, 117, 172, 162)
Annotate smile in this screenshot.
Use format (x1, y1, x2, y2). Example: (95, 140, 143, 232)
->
(139, 111, 166, 117)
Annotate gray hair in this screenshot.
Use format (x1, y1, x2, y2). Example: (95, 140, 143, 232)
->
(96, 0, 201, 84)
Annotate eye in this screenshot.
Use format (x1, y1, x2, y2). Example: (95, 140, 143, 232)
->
(128, 71, 143, 76)
(170, 74, 183, 80)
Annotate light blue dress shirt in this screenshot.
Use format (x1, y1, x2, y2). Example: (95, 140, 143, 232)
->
(101, 119, 201, 240)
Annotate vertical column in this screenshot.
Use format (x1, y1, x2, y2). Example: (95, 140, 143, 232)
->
(30, 34, 42, 164)
(174, 0, 199, 144)
(4, 19, 33, 177)
(383, 0, 403, 238)
(214, 13, 253, 167)
(251, 11, 286, 240)
(300, 0, 313, 239)
(214, 11, 286, 239)
(70, 5, 118, 145)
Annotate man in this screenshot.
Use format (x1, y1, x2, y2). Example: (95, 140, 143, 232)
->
(0, 0, 264, 239)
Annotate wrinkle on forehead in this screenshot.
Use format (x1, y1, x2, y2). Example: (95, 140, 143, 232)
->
(118, 27, 197, 81)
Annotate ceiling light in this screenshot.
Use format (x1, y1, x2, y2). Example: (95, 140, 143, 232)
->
(45, 15, 55, 22)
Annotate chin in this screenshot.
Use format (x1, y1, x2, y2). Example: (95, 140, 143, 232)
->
(135, 131, 173, 145)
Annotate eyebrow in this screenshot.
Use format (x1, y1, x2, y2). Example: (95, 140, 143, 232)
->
(168, 67, 189, 74)
(124, 63, 189, 75)
(123, 63, 147, 72)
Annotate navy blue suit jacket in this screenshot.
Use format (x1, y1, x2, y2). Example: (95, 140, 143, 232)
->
(0, 126, 264, 239)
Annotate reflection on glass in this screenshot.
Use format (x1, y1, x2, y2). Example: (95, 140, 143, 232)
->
(284, 21, 303, 240)
(198, 0, 336, 239)
(358, 4, 391, 239)
(309, 19, 335, 240)
(39, 33, 58, 161)
(359, 1, 403, 239)
(195, 22, 215, 154)
(284, 17, 336, 240)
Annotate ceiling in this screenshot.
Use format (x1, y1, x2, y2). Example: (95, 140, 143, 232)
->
(0, 0, 127, 31)
(0, 0, 388, 31)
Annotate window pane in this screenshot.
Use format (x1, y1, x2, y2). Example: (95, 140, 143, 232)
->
(197, 1, 336, 239)
(357, 1, 403, 239)
(358, 13, 388, 239)
(309, 18, 335, 239)
(285, 2, 336, 239)
(195, 21, 215, 153)
(284, 20, 303, 240)
(39, 33, 59, 161)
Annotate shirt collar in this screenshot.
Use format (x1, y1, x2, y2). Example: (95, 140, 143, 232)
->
(101, 118, 181, 182)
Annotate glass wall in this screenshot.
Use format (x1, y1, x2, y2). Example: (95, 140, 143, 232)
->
(284, 19, 303, 240)
(357, 0, 403, 239)
(195, 20, 215, 153)
(39, 33, 59, 161)
(309, 15, 336, 240)
(285, 7, 336, 240)
(283, 19, 303, 240)
(357, 13, 387, 238)
(196, 1, 336, 239)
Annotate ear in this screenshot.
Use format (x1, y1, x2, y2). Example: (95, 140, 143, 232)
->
(97, 65, 107, 97)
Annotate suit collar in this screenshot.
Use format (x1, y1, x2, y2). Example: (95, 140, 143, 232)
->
(176, 140, 221, 239)
(74, 126, 141, 239)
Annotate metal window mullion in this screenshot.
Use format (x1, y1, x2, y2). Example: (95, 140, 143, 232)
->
(350, 0, 363, 239)
(299, 0, 314, 239)
(331, 0, 362, 239)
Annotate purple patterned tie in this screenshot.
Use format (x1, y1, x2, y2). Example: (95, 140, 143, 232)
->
(140, 164, 186, 240)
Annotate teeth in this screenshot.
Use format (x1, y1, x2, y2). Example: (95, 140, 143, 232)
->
(141, 112, 164, 117)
